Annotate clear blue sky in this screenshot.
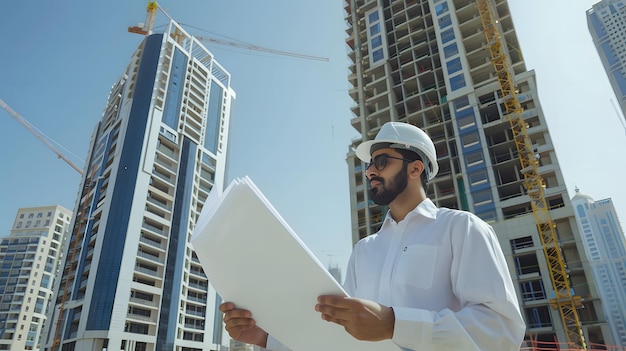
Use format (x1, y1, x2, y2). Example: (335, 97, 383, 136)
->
(1, 1, 625, 277)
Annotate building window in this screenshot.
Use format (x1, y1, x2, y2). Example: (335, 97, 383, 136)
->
(443, 43, 458, 58)
(438, 14, 452, 28)
(468, 170, 488, 186)
(524, 306, 552, 328)
(370, 22, 380, 36)
(514, 253, 540, 275)
(371, 36, 382, 49)
(372, 49, 384, 62)
(519, 279, 546, 301)
(450, 74, 466, 91)
(440, 28, 455, 44)
(435, 1, 448, 15)
(366, 8, 387, 66)
(465, 151, 483, 166)
(472, 190, 493, 206)
(510, 236, 534, 251)
(461, 132, 479, 148)
(454, 96, 470, 110)
(446, 57, 462, 74)
(458, 114, 475, 130)
(368, 10, 379, 22)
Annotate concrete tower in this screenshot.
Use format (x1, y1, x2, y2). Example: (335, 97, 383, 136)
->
(344, 0, 610, 346)
(0, 205, 72, 351)
(44, 20, 235, 351)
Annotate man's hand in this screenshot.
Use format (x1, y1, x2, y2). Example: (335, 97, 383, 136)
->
(220, 302, 268, 347)
(315, 295, 395, 341)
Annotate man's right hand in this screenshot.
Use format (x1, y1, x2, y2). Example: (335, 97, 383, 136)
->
(220, 302, 268, 347)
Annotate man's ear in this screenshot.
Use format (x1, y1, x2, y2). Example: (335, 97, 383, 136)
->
(408, 160, 425, 180)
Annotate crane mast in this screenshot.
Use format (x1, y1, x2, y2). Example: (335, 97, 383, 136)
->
(475, 0, 586, 348)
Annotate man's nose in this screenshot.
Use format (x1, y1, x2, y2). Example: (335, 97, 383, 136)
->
(365, 164, 377, 179)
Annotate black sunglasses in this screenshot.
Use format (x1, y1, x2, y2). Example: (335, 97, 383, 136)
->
(366, 154, 414, 171)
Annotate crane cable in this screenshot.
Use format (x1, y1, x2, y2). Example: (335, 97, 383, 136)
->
(0, 98, 84, 174)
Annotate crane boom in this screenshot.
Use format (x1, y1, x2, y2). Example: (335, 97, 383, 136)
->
(128, 2, 329, 62)
(195, 35, 329, 62)
(0, 98, 83, 175)
(476, 1, 586, 348)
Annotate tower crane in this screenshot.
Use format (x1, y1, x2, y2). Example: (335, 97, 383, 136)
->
(476, 1, 586, 348)
(0, 98, 83, 175)
(128, 1, 329, 62)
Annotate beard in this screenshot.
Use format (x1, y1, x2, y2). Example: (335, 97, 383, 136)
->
(368, 163, 408, 206)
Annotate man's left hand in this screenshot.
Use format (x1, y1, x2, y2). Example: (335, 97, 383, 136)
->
(315, 295, 395, 341)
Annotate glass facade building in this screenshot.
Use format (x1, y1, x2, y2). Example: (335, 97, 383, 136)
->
(572, 189, 626, 347)
(43, 20, 235, 351)
(588, 0, 626, 125)
(0, 205, 72, 351)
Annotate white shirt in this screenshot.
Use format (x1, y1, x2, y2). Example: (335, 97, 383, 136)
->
(343, 199, 525, 350)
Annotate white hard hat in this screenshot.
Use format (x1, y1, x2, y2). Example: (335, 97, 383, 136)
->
(355, 122, 439, 180)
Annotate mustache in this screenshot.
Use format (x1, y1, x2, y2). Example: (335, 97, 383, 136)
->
(368, 177, 385, 185)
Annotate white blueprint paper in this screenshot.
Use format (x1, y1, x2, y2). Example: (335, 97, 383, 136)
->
(190, 176, 399, 351)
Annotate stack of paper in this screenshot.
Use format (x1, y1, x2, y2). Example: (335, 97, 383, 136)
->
(190, 176, 399, 351)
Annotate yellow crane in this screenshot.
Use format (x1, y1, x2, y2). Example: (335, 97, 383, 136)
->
(128, 1, 329, 62)
(476, 0, 586, 348)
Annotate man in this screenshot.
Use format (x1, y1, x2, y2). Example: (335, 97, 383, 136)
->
(221, 122, 526, 350)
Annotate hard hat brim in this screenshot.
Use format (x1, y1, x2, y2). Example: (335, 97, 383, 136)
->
(355, 139, 396, 163)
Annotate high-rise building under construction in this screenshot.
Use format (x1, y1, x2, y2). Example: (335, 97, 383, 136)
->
(43, 20, 235, 351)
(344, 0, 613, 347)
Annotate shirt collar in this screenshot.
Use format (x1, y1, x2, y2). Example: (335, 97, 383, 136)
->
(382, 198, 438, 226)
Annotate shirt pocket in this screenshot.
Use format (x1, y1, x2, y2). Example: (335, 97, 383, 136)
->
(394, 244, 438, 290)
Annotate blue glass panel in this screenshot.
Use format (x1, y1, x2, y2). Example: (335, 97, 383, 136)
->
(602, 41, 618, 66)
(438, 14, 452, 28)
(373, 48, 385, 62)
(204, 81, 224, 153)
(589, 13, 607, 39)
(156, 137, 196, 349)
(85, 34, 163, 331)
(162, 48, 188, 129)
(446, 57, 462, 74)
(372, 36, 382, 49)
(370, 23, 380, 36)
(435, 1, 448, 15)
(441, 28, 455, 44)
(369, 11, 379, 22)
(450, 74, 466, 91)
(613, 69, 626, 95)
(443, 43, 458, 58)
